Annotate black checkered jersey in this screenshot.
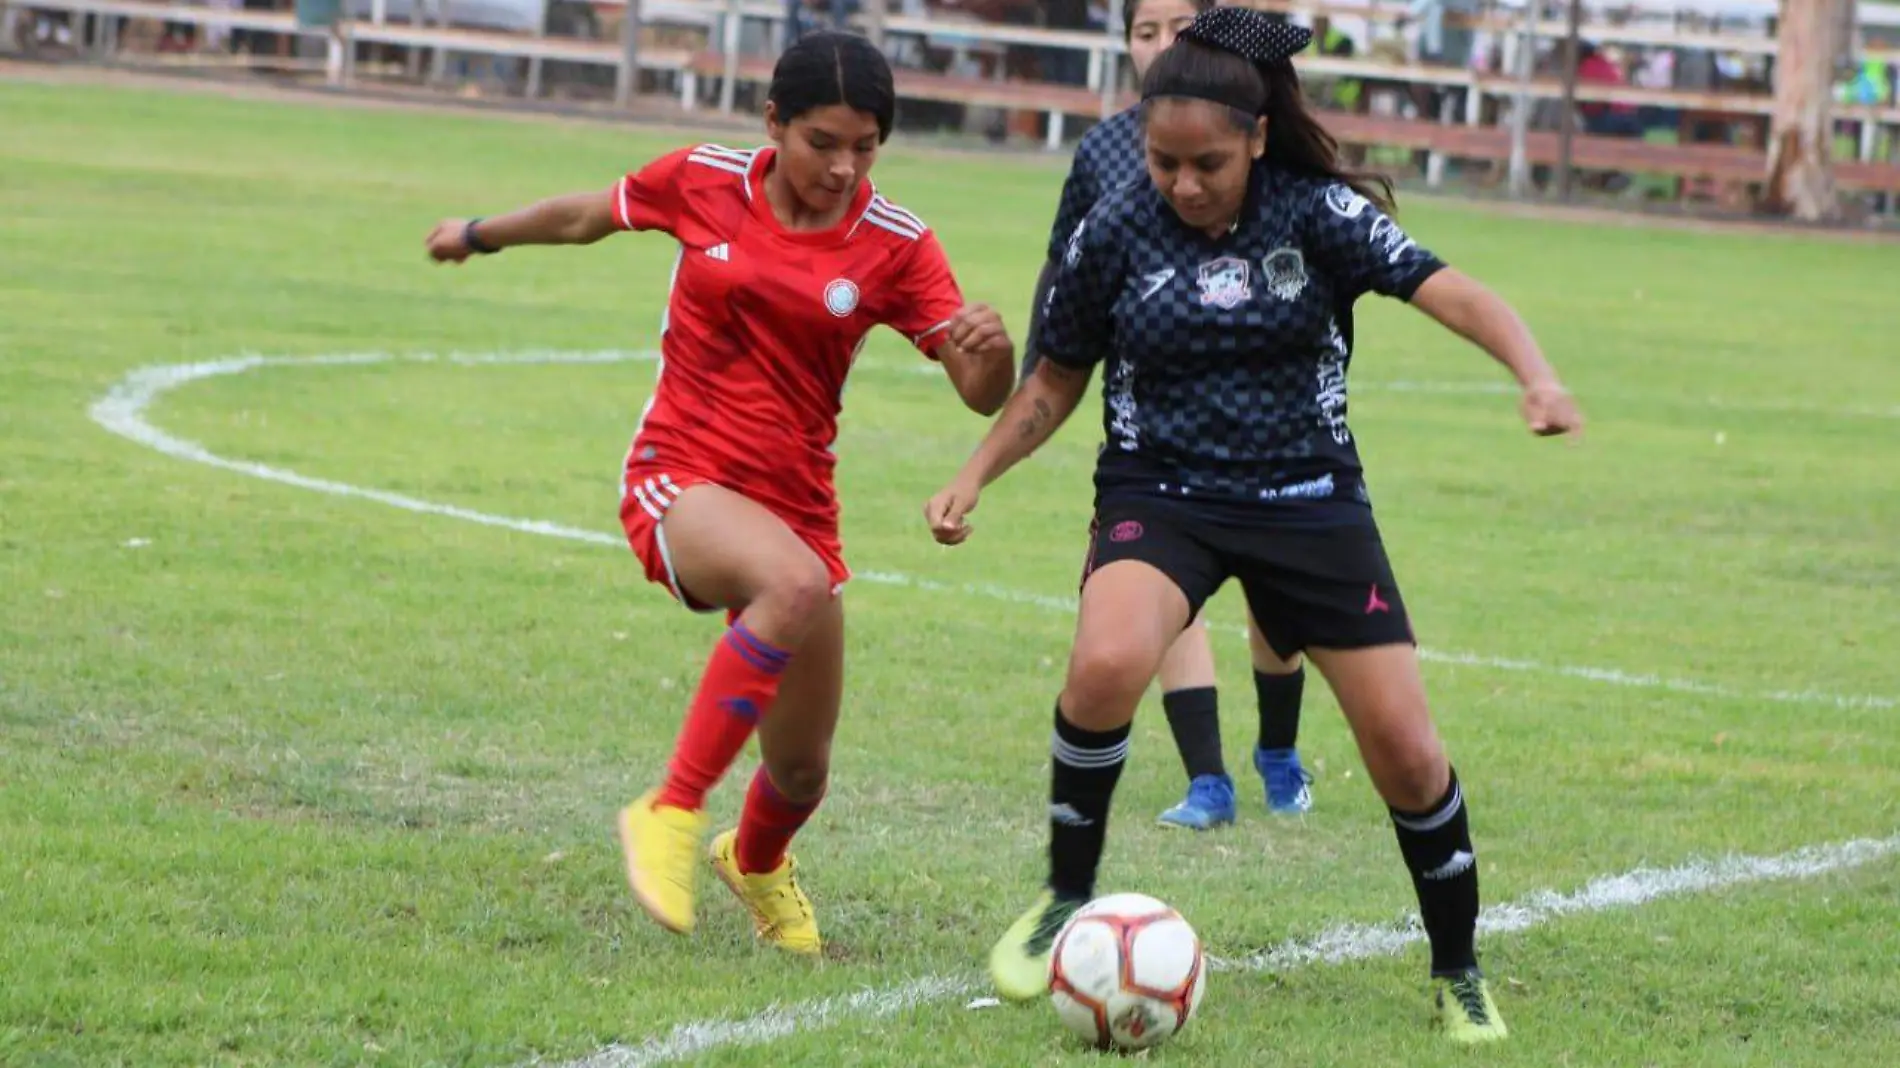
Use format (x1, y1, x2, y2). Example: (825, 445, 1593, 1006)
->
(1045, 106, 1147, 264)
(1036, 162, 1446, 522)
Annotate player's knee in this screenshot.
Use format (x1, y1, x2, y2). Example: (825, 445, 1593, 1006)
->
(1063, 637, 1157, 723)
(752, 555, 832, 635)
(1369, 736, 1449, 812)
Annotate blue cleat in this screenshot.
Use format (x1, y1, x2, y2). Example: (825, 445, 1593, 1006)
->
(1157, 773, 1236, 830)
(1254, 747, 1314, 815)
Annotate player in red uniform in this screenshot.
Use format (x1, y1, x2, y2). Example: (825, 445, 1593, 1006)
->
(424, 32, 1016, 955)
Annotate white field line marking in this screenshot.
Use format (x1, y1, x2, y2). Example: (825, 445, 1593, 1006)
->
(542, 833, 1900, 1068)
(548, 974, 985, 1068)
(87, 351, 1896, 713)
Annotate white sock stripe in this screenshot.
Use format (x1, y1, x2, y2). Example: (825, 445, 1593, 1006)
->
(1050, 733, 1130, 769)
(1392, 782, 1464, 833)
(1054, 752, 1127, 771)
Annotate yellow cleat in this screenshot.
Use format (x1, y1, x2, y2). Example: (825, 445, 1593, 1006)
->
(1433, 969, 1509, 1044)
(618, 789, 708, 935)
(988, 889, 1084, 1001)
(708, 829, 822, 955)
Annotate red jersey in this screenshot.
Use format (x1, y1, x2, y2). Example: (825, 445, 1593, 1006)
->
(613, 143, 965, 534)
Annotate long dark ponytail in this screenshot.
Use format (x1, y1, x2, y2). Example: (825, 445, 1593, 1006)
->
(1141, 8, 1394, 214)
(1255, 56, 1394, 213)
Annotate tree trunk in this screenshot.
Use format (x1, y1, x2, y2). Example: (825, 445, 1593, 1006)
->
(1763, 0, 1847, 220)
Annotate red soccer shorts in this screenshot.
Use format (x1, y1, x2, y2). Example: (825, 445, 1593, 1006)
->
(619, 461, 851, 618)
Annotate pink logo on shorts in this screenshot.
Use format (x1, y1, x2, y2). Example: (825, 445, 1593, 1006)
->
(1365, 583, 1391, 614)
(1109, 520, 1145, 543)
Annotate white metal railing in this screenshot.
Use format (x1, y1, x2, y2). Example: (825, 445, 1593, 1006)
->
(9, 0, 1898, 167)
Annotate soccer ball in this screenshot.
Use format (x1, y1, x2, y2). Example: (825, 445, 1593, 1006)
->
(1048, 892, 1206, 1050)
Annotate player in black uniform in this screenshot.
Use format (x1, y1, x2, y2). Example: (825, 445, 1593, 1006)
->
(927, 7, 1582, 1043)
(1025, 0, 1315, 833)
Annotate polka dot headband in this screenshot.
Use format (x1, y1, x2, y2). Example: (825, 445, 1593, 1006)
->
(1179, 7, 1313, 63)
(1142, 7, 1314, 113)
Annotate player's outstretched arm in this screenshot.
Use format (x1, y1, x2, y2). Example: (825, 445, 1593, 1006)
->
(935, 303, 1018, 416)
(1410, 268, 1585, 438)
(424, 185, 621, 263)
(923, 359, 1091, 546)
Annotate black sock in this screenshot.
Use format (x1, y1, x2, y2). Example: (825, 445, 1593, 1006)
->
(1047, 702, 1130, 901)
(1161, 687, 1225, 780)
(1389, 768, 1480, 976)
(1254, 667, 1305, 752)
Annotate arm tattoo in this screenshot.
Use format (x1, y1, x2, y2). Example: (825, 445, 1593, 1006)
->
(1016, 398, 1053, 441)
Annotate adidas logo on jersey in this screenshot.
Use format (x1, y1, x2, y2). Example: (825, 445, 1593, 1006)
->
(705, 243, 731, 262)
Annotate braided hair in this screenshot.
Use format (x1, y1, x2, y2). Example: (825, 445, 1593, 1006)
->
(1140, 7, 1394, 213)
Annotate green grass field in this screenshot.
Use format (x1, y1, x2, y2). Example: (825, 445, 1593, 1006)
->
(3, 78, 1898, 1068)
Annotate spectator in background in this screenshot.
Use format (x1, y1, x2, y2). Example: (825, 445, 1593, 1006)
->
(1317, 26, 1370, 166)
(1577, 41, 1641, 138)
(1631, 45, 1679, 137)
(1041, 0, 1094, 87)
(1837, 57, 1896, 106)
(1406, 0, 1477, 121)
(1320, 24, 1361, 111)
(789, 0, 855, 40)
(1408, 0, 1476, 69)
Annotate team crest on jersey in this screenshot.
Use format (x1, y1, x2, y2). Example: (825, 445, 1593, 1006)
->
(1325, 183, 1370, 219)
(824, 278, 860, 318)
(1196, 256, 1253, 310)
(1262, 248, 1308, 301)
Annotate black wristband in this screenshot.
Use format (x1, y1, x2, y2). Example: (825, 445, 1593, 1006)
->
(464, 217, 498, 255)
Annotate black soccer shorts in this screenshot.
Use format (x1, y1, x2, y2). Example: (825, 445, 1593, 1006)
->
(1079, 496, 1415, 659)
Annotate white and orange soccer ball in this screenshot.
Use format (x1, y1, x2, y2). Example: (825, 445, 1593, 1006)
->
(1048, 892, 1207, 1050)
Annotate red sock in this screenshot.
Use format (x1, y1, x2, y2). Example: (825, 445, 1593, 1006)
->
(735, 766, 824, 874)
(655, 620, 791, 811)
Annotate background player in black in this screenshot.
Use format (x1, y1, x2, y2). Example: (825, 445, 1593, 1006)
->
(1023, 0, 1315, 832)
(927, 7, 1583, 1044)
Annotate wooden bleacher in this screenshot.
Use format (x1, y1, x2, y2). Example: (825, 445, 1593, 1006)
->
(1327, 112, 1900, 194)
(7, 0, 1897, 205)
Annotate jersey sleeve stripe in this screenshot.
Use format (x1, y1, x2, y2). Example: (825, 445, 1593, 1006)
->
(693, 143, 757, 163)
(912, 318, 955, 346)
(871, 196, 924, 225)
(863, 208, 923, 240)
(870, 197, 927, 232)
(615, 175, 634, 229)
(866, 202, 922, 227)
(687, 153, 751, 176)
